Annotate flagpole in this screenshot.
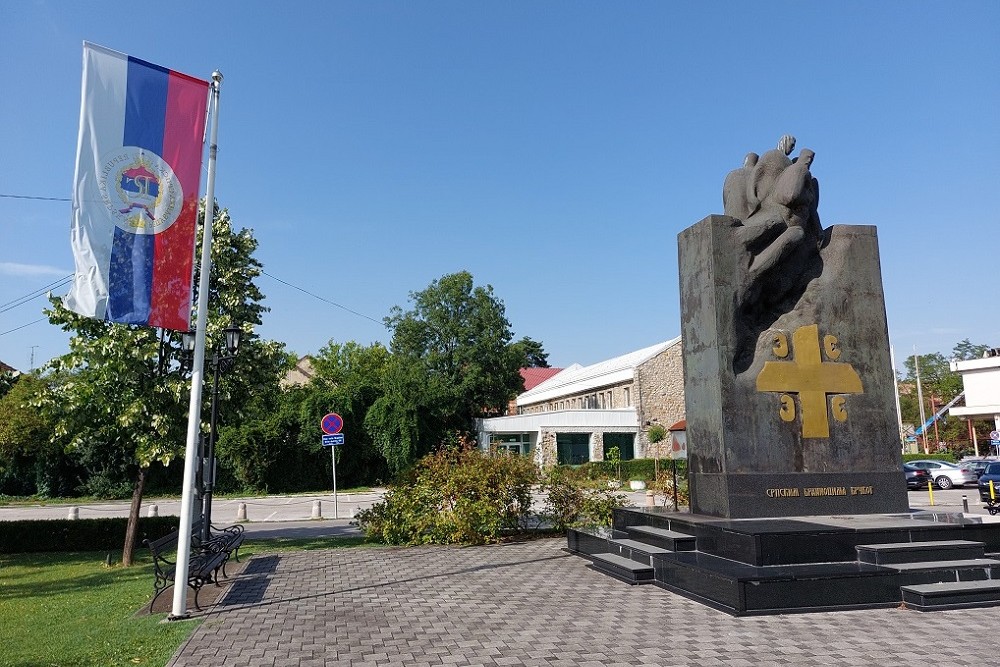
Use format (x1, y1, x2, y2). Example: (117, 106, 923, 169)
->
(170, 70, 223, 621)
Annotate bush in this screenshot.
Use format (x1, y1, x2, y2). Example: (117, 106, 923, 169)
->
(540, 467, 630, 530)
(356, 448, 539, 545)
(0, 516, 180, 553)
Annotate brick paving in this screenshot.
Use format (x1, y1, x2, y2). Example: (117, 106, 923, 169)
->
(167, 537, 989, 666)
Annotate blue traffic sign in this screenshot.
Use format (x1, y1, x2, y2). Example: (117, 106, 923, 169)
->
(322, 433, 345, 447)
(321, 413, 344, 435)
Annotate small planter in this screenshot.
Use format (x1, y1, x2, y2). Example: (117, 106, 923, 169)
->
(629, 480, 647, 491)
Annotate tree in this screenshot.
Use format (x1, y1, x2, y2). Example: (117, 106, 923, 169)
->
(510, 336, 550, 368)
(0, 374, 71, 495)
(36, 203, 286, 565)
(365, 271, 525, 471)
(953, 339, 990, 361)
(217, 340, 391, 492)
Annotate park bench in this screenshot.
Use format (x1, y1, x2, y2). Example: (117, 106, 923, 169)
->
(143, 519, 242, 612)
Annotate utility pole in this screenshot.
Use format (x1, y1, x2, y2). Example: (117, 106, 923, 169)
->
(29, 346, 38, 373)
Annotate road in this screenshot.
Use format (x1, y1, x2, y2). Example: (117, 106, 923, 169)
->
(2, 487, 998, 537)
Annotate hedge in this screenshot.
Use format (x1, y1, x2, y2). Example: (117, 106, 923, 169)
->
(0, 516, 181, 554)
(558, 458, 686, 482)
(902, 453, 956, 463)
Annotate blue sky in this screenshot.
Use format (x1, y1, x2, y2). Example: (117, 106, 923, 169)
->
(1, 2, 998, 373)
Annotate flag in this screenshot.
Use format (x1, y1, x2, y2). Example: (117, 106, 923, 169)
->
(64, 42, 209, 331)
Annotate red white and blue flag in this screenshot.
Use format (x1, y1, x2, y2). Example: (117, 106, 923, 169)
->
(65, 42, 209, 330)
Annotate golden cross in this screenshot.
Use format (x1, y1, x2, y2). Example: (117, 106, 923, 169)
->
(756, 324, 863, 438)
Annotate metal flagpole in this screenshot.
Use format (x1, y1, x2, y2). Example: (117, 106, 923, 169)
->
(914, 347, 928, 455)
(170, 70, 223, 621)
(890, 345, 905, 451)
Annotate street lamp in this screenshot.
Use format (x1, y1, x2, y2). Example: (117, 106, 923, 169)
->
(201, 325, 242, 541)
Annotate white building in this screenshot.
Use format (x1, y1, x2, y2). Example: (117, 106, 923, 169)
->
(949, 350, 1000, 436)
(477, 338, 686, 467)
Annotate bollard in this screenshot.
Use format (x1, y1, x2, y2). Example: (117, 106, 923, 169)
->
(67, 506, 79, 520)
(927, 481, 935, 506)
(148, 504, 158, 518)
(645, 490, 655, 507)
(312, 500, 322, 519)
(237, 502, 248, 521)
(963, 495, 969, 513)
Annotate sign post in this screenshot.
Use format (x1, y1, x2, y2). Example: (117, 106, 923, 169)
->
(321, 414, 344, 519)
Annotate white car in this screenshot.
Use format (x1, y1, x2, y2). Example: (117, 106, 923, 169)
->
(905, 460, 978, 490)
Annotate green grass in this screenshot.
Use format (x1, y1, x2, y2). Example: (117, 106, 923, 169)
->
(0, 536, 369, 667)
(0, 551, 194, 667)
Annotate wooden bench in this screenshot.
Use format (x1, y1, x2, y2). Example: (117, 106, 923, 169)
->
(143, 521, 229, 612)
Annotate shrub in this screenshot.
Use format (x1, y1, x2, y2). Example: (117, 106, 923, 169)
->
(540, 467, 630, 530)
(356, 447, 538, 545)
(902, 453, 955, 463)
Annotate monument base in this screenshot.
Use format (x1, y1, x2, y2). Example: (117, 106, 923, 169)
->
(568, 507, 1000, 615)
(691, 471, 908, 519)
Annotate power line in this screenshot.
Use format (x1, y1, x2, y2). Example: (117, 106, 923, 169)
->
(0, 193, 71, 202)
(261, 270, 385, 326)
(0, 318, 47, 336)
(0, 275, 73, 314)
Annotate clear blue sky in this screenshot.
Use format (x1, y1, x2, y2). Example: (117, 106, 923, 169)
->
(2, 2, 998, 373)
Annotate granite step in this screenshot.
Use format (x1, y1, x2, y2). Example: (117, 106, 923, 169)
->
(856, 540, 985, 565)
(624, 525, 696, 551)
(587, 552, 655, 585)
(901, 580, 1000, 611)
(608, 538, 674, 566)
(888, 558, 1000, 573)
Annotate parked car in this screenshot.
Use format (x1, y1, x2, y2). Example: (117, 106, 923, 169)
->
(960, 457, 994, 479)
(903, 463, 932, 490)
(978, 462, 1000, 502)
(905, 460, 978, 490)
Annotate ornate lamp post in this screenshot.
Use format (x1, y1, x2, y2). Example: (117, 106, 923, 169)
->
(200, 325, 242, 541)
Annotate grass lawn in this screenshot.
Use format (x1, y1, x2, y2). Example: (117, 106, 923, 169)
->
(0, 537, 367, 667)
(0, 551, 193, 667)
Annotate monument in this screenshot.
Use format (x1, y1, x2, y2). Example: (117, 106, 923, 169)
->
(679, 135, 908, 518)
(567, 138, 1000, 614)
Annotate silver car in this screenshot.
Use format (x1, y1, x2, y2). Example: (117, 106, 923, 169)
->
(906, 459, 978, 490)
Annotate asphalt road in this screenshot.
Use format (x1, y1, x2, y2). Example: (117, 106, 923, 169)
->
(3, 487, 998, 539)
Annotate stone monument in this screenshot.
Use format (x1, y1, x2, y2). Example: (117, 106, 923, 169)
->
(679, 136, 908, 518)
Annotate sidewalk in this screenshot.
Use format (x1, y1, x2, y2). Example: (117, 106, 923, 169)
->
(166, 536, 987, 667)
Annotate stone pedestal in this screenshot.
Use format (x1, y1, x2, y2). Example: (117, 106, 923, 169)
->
(678, 216, 908, 518)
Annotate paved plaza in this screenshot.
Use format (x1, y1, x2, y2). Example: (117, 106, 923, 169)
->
(166, 536, 988, 667)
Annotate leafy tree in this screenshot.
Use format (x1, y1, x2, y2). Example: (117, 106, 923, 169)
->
(365, 271, 525, 471)
(511, 336, 550, 368)
(217, 341, 390, 492)
(953, 339, 990, 361)
(36, 203, 285, 565)
(0, 374, 77, 496)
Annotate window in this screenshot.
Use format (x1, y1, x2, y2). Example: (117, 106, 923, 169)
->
(493, 433, 531, 456)
(603, 433, 635, 460)
(624, 387, 631, 406)
(557, 433, 591, 465)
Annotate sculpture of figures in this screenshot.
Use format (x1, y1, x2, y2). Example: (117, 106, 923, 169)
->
(746, 135, 796, 218)
(721, 136, 825, 374)
(773, 148, 820, 237)
(723, 152, 759, 220)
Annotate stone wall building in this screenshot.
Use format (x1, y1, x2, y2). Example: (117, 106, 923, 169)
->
(477, 338, 686, 467)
